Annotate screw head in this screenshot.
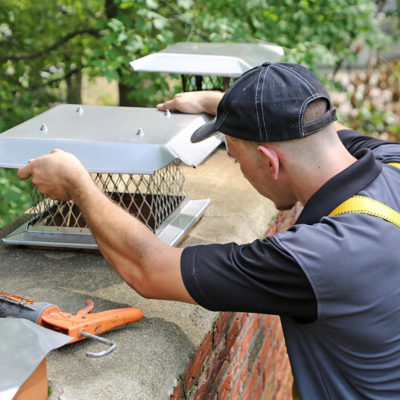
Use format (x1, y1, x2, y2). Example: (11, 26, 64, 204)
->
(136, 128, 144, 136)
(39, 123, 48, 133)
(76, 106, 84, 115)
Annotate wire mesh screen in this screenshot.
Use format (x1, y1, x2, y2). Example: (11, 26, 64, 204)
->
(181, 75, 234, 92)
(28, 160, 185, 233)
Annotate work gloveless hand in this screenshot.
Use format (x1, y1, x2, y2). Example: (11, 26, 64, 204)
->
(17, 149, 92, 202)
(157, 91, 223, 116)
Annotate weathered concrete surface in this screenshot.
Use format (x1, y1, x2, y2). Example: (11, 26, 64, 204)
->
(0, 148, 277, 400)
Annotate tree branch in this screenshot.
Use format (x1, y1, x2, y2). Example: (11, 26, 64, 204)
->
(0, 28, 101, 63)
(159, 1, 210, 41)
(6, 67, 82, 91)
(105, 0, 119, 18)
(0, 38, 13, 48)
(29, 68, 82, 90)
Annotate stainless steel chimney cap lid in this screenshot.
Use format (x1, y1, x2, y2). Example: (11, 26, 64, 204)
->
(130, 42, 285, 78)
(0, 104, 221, 174)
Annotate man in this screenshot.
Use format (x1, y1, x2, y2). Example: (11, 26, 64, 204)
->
(18, 63, 400, 398)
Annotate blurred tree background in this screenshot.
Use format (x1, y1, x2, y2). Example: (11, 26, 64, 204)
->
(0, 0, 399, 226)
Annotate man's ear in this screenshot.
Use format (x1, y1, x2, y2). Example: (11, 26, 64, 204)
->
(257, 145, 279, 180)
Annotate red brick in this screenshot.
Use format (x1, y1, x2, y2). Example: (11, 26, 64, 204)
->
(293, 202, 303, 220)
(241, 347, 267, 400)
(278, 219, 291, 233)
(263, 347, 280, 386)
(184, 331, 213, 390)
(232, 322, 251, 360)
(262, 339, 286, 396)
(279, 353, 292, 385)
(225, 313, 247, 357)
(271, 350, 286, 394)
(227, 359, 249, 399)
(241, 367, 260, 400)
(277, 210, 286, 227)
(265, 221, 278, 237)
(185, 312, 291, 400)
(235, 357, 249, 389)
(229, 379, 243, 400)
(264, 314, 275, 328)
(257, 314, 268, 325)
(239, 316, 263, 360)
(279, 206, 301, 232)
(261, 334, 279, 368)
(218, 373, 233, 400)
(221, 357, 248, 396)
(265, 203, 303, 239)
(274, 366, 294, 400)
(256, 333, 273, 373)
(206, 337, 228, 379)
(205, 314, 262, 398)
(229, 315, 252, 358)
(235, 316, 287, 400)
(262, 316, 275, 339)
(224, 356, 241, 382)
(271, 316, 284, 338)
(213, 312, 234, 348)
(189, 334, 229, 398)
(208, 359, 230, 396)
(252, 374, 265, 399)
(190, 379, 208, 400)
(169, 381, 182, 400)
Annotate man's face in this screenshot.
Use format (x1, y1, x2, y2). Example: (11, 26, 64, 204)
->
(224, 135, 296, 210)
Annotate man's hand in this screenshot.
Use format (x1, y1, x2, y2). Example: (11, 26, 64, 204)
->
(157, 91, 224, 116)
(17, 149, 91, 201)
(17, 150, 194, 305)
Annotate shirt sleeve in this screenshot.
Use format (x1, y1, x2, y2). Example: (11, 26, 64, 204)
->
(338, 129, 396, 154)
(338, 129, 400, 163)
(181, 236, 317, 323)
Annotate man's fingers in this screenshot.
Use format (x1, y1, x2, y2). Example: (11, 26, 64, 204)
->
(17, 163, 33, 180)
(157, 100, 175, 111)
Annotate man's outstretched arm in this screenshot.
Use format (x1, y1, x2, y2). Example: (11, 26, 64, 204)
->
(18, 149, 197, 304)
(157, 91, 224, 116)
(334, 121, 350, 132)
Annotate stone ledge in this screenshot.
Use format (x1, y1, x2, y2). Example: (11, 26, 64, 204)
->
(0, 149, 277, 400)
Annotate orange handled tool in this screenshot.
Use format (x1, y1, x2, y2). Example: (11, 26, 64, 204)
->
(0, 290, 143, 357)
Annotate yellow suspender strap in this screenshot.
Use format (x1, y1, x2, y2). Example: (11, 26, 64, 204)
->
(388, 162, 400, 168)
(329, 162, 400, 227)
(329, 195, 400, 228)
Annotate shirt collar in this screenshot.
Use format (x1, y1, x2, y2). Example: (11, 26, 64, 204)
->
(296, 149, 382, 225)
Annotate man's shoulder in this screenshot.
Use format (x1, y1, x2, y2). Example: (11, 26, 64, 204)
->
(338, 128, 400, 157)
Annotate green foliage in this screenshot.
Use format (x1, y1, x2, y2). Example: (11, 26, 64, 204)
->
(0, 0, 389, 122)
(0, 0, 101, 131)
(0, 0, 397, 227)
(349, 101, 400, 136)
(0, 169, 31, 227)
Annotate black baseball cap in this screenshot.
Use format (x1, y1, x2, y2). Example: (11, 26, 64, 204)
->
(191, 62, 337, 143)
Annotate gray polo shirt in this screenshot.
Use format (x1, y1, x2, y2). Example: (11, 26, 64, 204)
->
(181, 129, 400, 398)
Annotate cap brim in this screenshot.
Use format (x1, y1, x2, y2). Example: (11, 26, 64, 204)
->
(191, 118, 219, 143)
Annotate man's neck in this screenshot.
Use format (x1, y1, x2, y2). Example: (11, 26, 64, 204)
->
(286, 141, 357, 207)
